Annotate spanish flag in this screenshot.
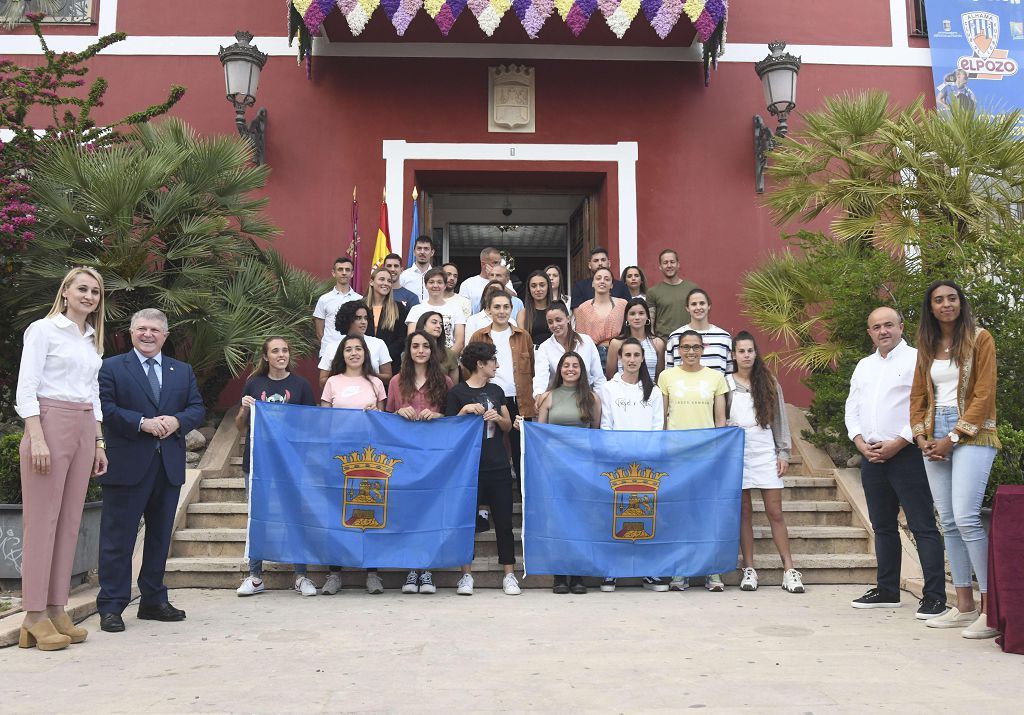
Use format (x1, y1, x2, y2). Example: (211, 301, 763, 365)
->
(370, 189, 392, 270)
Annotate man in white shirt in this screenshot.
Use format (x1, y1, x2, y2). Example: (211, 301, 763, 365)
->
(442, 262, 472, 319)
(313, 256, 361, 363)
(459, 246, 508, 313)
(399, 235, 435, 302)
(844, 306, 947, 618)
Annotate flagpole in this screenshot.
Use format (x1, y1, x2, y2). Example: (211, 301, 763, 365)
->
(407, 185, 419, 268)
(350, 185, 361, 294)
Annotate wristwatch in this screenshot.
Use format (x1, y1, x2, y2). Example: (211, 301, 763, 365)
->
(947, 431, 960, 444)
(95, 439, 107, 450)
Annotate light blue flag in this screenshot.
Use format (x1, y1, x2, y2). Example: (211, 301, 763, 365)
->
(248, 402, 482, 569)
(521, 422, 745, 577)
(407, 196, 419, 267)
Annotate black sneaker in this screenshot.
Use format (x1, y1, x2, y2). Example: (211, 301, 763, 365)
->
(851, 587, 901, 609)
(569, 577, 588, 595)
(915, 597, 949, 620)
(552, 576, 570, 595)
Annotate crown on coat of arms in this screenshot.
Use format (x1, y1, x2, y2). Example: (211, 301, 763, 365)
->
(602, 462, 668, 489)
(334, 446, 402, 478)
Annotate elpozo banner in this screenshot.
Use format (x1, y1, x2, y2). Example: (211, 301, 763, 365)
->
(926, 0, 1024, 133)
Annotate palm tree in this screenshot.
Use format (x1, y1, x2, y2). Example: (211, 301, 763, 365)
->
(15, 118, 324, 396)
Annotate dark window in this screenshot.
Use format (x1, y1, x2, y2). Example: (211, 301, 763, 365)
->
(910, 0, 928, 37)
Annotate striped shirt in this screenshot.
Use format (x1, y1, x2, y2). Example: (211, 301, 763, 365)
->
(665, 322, 735, 374)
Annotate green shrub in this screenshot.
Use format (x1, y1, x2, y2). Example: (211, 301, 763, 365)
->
(0, 431, 102, 503)
(987, 424, 1024, 507)
(0, 431, 22, 503)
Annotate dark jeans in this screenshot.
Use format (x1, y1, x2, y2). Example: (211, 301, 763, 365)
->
(478, 475, 516, 565)
(860, 443, 946, 603)
(505, 396, 521, 480)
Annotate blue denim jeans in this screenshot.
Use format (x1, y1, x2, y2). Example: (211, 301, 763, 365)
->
(922, 406, 996, 593)
(243, 471, 307, 578)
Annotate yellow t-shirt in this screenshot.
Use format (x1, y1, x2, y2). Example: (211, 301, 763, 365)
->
(657, 366, 728, 430)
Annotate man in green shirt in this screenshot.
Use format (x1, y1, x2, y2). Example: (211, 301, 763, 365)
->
(645, 249, 698, 339)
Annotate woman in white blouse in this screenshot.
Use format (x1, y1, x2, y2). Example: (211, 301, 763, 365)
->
(15, 267, 108, 651)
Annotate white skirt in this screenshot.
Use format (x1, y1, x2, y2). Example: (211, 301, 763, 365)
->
(741, 425, 784, 490)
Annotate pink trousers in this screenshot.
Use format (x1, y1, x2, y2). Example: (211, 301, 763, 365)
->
(19, 397, 96, 611)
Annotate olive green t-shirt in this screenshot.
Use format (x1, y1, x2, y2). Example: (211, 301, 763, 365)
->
(646, 279, 699, 339)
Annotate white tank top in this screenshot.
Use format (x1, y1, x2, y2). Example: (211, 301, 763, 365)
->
(930, 359, 958, 407)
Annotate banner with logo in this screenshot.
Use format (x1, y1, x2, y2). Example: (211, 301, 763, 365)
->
(248, 403, 482, 569)
(521, 422, 745, 577)
(926, 0, 1024, 133)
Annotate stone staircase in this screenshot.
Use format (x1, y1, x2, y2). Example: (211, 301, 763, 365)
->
(164, 415, 876, 590)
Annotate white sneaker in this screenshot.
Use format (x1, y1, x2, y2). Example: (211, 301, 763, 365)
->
(294, 576, 317, 597)
(962, 614, 999, 639)
(926, 606, 979, 629)
(600, 578, 617, 592)
(418, 571, 436, 594)
(366, 572, 384, 594)
(740, 567, 758, 591)
(705, 574, 725, 592)
(642, 577, 669, 592)
(669, 577, 689, 591)
(782, 568, 805, 593)
(456, 573, 474, 596)
(502, 573, 521, 595)
(402, 570, 419, 594)
(321, 573, 343, 595)
(236, 576, 265, 596)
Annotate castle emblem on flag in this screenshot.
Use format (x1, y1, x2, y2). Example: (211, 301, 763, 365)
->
(336, 446, 402, 531)
(603, 462, 668, 541)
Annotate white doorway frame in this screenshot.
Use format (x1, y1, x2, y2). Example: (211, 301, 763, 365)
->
(382, 140, 639, 267)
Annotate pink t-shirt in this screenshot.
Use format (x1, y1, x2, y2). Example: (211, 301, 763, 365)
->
(321, 374, 386, 409)
(386, 375, 454, 414)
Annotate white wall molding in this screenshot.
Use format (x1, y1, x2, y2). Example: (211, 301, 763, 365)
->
(381, 140, 639, 267)
(4, 0, 933, 67)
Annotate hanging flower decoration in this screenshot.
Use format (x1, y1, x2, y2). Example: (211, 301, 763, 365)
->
(598, 0, 641, 40)
(553, 0, 597, 37)
(512, 0, 555, 39)
(337, 0, 381, 35)
(424, 0, 469, 35)
(382, 0, 425, 35)
(287, 1, 727, 82)
(467, 0, 512, 36)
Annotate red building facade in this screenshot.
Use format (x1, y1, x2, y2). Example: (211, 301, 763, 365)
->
(5, 1, 937, 403)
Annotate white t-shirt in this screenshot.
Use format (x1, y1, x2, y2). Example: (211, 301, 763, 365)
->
(313, 287, 361, 357)
(931, 359, 959, 407)
(399, 264, 432, 302)
(465, 311, 518, 339)
(445, 293, 472, 319)
(405, 300, 466, 349)
(490, 327, 517, 398)
(318, 334, 392, 373)
(459, 274, 514, 314)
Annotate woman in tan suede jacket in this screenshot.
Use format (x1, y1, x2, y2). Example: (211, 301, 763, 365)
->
(909, 280, 1000, 639)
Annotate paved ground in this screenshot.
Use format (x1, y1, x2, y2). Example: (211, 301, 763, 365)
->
(1, 585, 1019, 713)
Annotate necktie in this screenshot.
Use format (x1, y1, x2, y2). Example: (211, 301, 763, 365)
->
(145, 357, 161, 403)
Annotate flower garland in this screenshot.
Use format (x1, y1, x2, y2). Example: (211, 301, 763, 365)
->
(512, 0, 554, 39)
(424, 0, 468, 36)
(337, 0, 382, 36)
(287, 0, 727, 82)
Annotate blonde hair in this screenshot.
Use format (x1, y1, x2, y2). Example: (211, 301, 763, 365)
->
(368, 266, 400, 331)
(46, 266, 105, 354)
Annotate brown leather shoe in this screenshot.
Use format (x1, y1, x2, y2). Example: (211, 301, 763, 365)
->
(51, 611, 88, 643)
(18, 618, 72, 651)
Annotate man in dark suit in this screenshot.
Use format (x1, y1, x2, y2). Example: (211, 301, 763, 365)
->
(570, 246, 631, 309)
(97, 308, 204, 632)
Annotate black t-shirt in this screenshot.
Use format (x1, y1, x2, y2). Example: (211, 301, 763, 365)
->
(445, 381, 509, 475)
(242, 373, 316, 473)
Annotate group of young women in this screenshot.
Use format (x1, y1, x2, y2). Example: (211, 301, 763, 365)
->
(235, 263, 809, 597)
